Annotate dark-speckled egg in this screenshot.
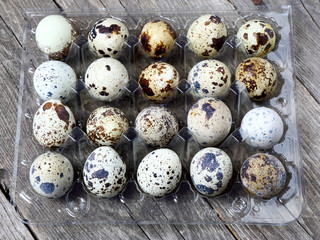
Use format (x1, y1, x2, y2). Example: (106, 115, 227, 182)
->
(237, 19, 276, 57)
(235, 57, 277, 101)
(83, 146, 127, 198)
(88, 18, 129, 58)
(29, 152, 74, 198)
(33, 99, 76, 148)
(187, 14, 227, 58)
(137, 149, 182, 197)
(240, 153, 287, 198)
(190, 147, 233, 197)
(187, 98, 232, 147)
(138, 62, 180, 103)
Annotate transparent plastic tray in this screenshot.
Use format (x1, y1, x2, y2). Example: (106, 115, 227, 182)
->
(12, 6, 305, 225)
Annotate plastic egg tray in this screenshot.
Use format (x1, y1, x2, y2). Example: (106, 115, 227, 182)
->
(12, 6, 305, 225)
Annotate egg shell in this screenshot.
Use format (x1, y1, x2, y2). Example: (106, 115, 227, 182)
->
(137, 148, 182, 197)
(83, 146, 127, 198)
(240, 153, 287, 198)
(135, 106, 179, 147)
(187, 98, 232, 147)
(187, 60, 231, 99)
(235, 57, 277, 101)
(138, 62, 179, 103)
(187, 14, 227, 58)
(240, 107, 284, 149)
(190, 147, 233, 197)
(35, 15, 78, 60)
(33, 99, 76, 148)
(86, 106, 129, 146)
(29, 152, 74, 198)
(88, 18, 129, 58)
(139, 21, 176, 58)
(33, 60, 77, 101)
(85, 58, 129, 102)
(237, 19, 276, 57)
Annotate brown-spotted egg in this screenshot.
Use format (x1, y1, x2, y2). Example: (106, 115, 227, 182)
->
(83, 146, 127, 198)
(29, 152, 74, 198)
(190, 147, 233, 197)
(33, 99, 76, 148)
(240, 153, 287, 198)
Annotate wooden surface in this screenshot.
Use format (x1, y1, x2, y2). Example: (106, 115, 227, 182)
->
(1, 0, 320, 239)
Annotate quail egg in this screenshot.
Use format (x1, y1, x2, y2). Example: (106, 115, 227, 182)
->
(33, 60, 77, 101)
(237, 19, 276, 57)
(137, 148, 182, 197)
(240, 153, 287, 198)
(138, 62, 179, 103)
(33, 99, 76, 148)
(240, 107, 284, 149)
(83, 146, 127, 198)
(187, 98, 232, 147)
(85, 58, 129, 102)
(88, 18, 129, 58)
(187, 14, 227, 58)
(86, 106, 129, 146)
(135, 106, 179, 147)
(190, 147, 233, 197)
(35, 15, 79, 60)
(187, 59, 231, 99)
(29, 152, 74, 198)
(139, 20, 176, 58)
(235, 57, 277, 101)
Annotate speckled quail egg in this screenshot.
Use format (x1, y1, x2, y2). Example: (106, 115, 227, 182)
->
(86, 106, 129, 146)
(35, 15, 79, 60)
(137, 148, 182, 197)
(235, 57, 277, 101)
(187, 60, 231, 99)
(139, 21, 176, 58)
(33, 60, 77, 101)
(85, 58, 129, 102)
(187, 14, 227, 58)
(240, 153, 287, 198)
(237, 19, 276, 57)
(88, 18, 129, 58)
(190, 147, 233, 197)
(29, 152, 74, 198)
(240, 107, 284, 149)
(188, 98, 232, 147)
(33, 99, 76, 148)
(138, 62, 179, 103)
(135, 106, 179, 147)
(83, 146, 127, 198)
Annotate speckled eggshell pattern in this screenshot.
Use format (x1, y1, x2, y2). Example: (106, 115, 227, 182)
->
(139, 21, 176, 58)
(237, 19, 276, 57)
(137, 149, 182, 197)
(138, 62, 179, 103)
(187, 60, 231, 99)
(29, 152, 74, 198)
(135, 106, 179, 147)
(240, 153, 287, 198)
(88, 18, 129, 58)
(86, 106, 129, 146)
(235, 57, 277, 101)
(33, 99, 76, 148)
(190, 147, 233, 197)
(187, 14, 227, 58)
(187, 98, 232, 147)
(35, 15, 78, 60)
(85, 58, 129, 102)
(83, 146, 127, 198)
(240, 107, 284, 149)
(33, 60, 77, 101)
